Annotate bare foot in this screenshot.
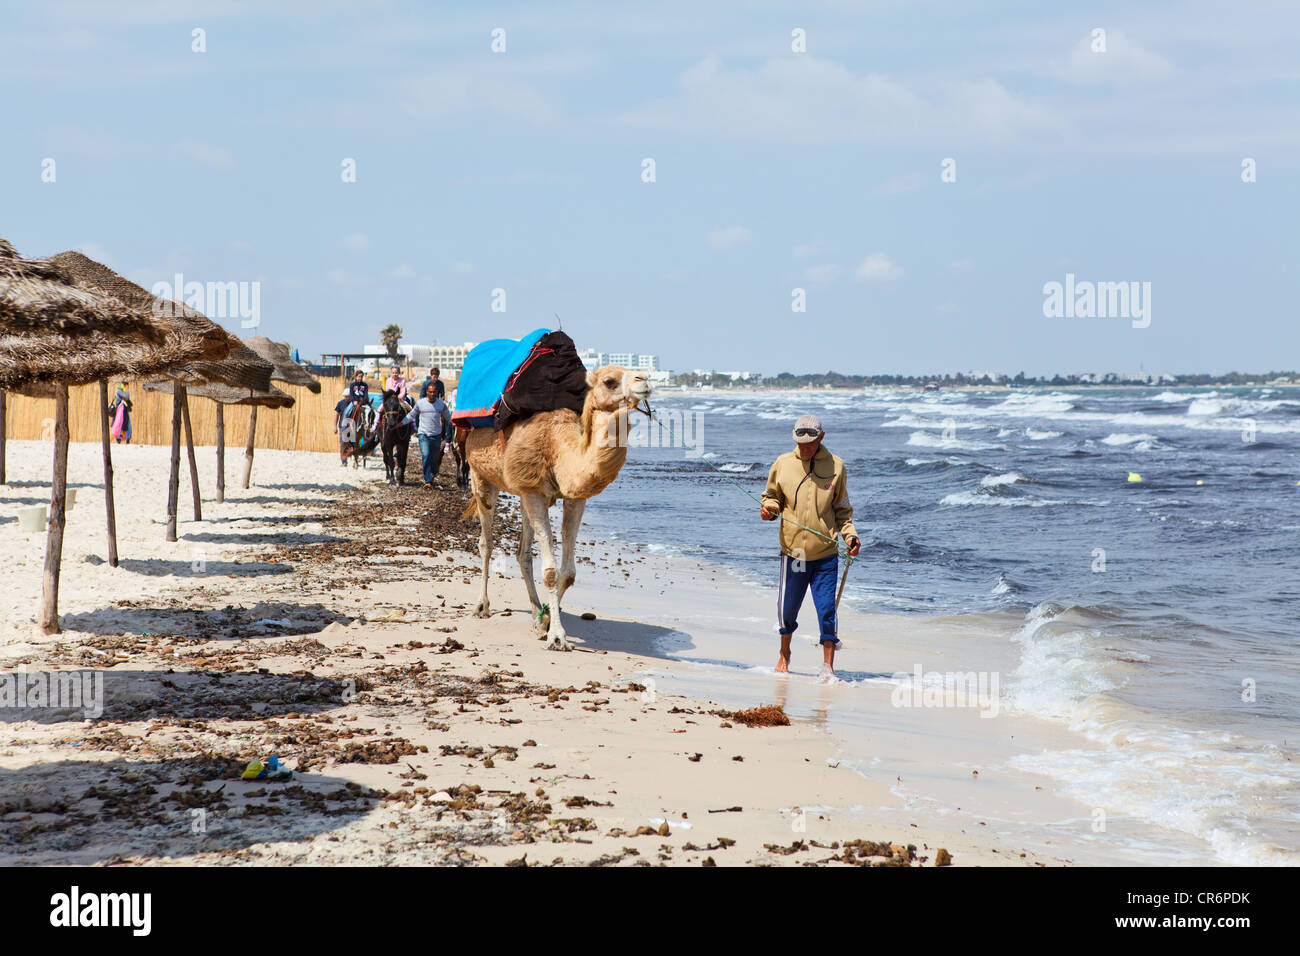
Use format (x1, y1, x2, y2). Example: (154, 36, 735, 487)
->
(775, 653, 790, 674)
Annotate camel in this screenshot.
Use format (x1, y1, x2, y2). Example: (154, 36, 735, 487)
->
(463, 365, 651, 650)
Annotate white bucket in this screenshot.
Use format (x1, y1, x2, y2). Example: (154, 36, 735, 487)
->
(17, 505, 47, 533)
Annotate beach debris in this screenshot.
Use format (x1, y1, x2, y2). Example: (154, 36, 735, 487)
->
(707, 806, 743, 814)
(1127, 472, 1143, 483)
(687, 753, 702, 762)
(934, 848, 953, 867)
(764, 840, 808, 855)
(239, 754, 292, 781)
(580, 612, 596, 620)
(714, 705, 790, 727)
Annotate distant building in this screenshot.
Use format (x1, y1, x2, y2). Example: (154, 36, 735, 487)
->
(577, 348, 607, 371)
(363, 341, 477, 375)
(365, 343, 431, 367)
(427, 342, 477, 375)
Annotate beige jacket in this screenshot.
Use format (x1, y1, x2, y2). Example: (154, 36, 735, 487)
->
(761, 446, 857, 561)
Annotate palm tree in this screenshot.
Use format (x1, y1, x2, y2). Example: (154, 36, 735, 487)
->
(380, 324, 403, 362)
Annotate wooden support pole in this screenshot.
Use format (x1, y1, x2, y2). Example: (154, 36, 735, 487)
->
(0, 390, 7, 485)
(241, 405, 258, 489)
(180, 386, 202, 521)
(40, 384, 70, 634)
(166, 388, 182, 542)
(99, 380, 119, 567)
(215, 403, 225, 502)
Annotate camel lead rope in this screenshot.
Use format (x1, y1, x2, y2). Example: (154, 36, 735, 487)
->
(637, 399, 854, 559)
(835, 555, 853, 613)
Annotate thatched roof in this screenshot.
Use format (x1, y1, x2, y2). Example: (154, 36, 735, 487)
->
(245, 336, 321, 393)
(144, 380, 295, 409)
(45, 251, 274, 393)
(0, 239, 201, 390)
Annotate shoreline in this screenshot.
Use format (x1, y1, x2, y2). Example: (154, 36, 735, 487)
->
(0, 439, 1115, 865)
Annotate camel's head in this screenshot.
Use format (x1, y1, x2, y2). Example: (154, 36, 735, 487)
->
(586, 365, 652, 410)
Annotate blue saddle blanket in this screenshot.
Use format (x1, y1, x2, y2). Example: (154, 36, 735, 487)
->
(451, 328, 549, 426)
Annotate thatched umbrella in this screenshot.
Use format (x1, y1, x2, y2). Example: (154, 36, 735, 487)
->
(239, 336, 320, 492)
(0, 238, 207, 633)
(46, 253, 274, 540)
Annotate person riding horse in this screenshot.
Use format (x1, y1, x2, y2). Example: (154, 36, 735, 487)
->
(378, 388, 415, 486)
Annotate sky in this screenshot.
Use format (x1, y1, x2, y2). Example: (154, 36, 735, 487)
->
(3, 0, 1299, 377)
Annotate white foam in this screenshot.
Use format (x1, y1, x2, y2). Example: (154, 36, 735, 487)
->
(907, 431, 1003, 452)
(940, 490, 1066, 507)
(979, 471, 1029, 488)
(1005, 603, 1300, 866)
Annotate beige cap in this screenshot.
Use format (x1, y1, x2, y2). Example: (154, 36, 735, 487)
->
(793, 414, 824, 443)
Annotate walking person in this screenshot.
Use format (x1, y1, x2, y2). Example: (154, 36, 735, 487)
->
(107, 383, 133, 443)
(759, 414, 861, 681)
(332, 388, 352, 465)
(403, 380, 450, 488)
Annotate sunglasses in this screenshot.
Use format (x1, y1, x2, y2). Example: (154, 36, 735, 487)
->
(794, 428, 821, 438)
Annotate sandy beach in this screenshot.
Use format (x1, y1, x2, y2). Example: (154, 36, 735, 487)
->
(0, 438, 1082, 866)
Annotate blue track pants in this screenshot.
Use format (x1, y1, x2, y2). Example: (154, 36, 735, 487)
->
(777, 552, 840, 646)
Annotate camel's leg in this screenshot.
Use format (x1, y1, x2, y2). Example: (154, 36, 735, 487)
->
(521, 494, 568, 650)
(472, 477, 499, 618)
(558, 497, 585, 607)
(516, 512, 545, 631)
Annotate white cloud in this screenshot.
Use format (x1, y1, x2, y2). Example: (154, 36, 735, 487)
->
(450, 261, 474, 273)
(622, 55, 1058, 147)
(803, 264, 842, 282)
(342, 233, 372, 252)
(172, 139, 234, 168)
(855, 252, 903, 283)
(1059, 31, 1174, 85)
(793, 242, 824, 258)
(708, 225, 752, 249)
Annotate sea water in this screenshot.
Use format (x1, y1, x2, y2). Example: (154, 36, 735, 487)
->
(581, 385, 1300, 865)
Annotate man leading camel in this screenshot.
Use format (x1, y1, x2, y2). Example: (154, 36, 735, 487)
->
(760, 414, 860, 681)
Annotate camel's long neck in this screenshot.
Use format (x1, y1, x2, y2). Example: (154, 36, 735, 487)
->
(556, 401, 634, 499)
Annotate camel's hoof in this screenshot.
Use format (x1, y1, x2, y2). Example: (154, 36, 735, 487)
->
(545, 636, 572, 652)
(472, 602, 490, 619)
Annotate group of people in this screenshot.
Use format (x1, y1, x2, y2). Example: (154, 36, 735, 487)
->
(332, 365, 454, 487)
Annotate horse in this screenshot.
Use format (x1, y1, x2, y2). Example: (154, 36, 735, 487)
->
(339, 396, 378, 468)
(378, 390, 414, 486)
